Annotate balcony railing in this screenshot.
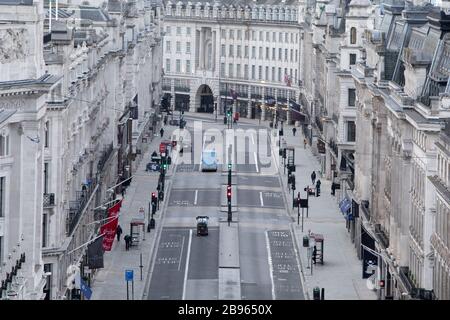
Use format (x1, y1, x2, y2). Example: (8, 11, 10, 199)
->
(97, 143, 114, 173)
(43, 193, 55, 207)
(399, 266, 416, 294)
(66, 183, 96, 235)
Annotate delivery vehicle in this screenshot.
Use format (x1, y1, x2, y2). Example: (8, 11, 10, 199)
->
(196, 216, 209, 236)
(201, 149, 218, 172)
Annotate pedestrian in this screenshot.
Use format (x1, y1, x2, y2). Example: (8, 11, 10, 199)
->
(292, 127, 297, 136)
(316, 180, 321, 197)
(311, 171, 316, 185)
(303, 138, 307, 149)
(116, 225, 123, 242)
(124, 235, 131, 251)
(312, 246, 317, 264)
(160, 127, 164, 137)
(331, 182, 336, 196)
(316, 179, 321, 190)
(163, 115, 168, 126)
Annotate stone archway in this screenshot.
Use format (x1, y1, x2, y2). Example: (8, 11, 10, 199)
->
(195, 84, 214, 113)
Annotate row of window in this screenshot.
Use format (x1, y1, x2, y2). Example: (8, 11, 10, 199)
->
(166, 26, 192, 36)
(221, 29, 298, 44)
(165, 59, 191, 73)
(433, 259, 450, 300)
(165, 41, 191, 54)
(219, 63, 298, 83)
(437, 150, 450, 188)
(220, 45, 298, 62)
(436, 198, 450, 249)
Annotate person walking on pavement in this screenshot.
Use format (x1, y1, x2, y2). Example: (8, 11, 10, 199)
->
(303, 138, 307, 149)
(124, 235, 131, 251)
(292, 127, 297, 136)
(315, 180, 321, 197)
(116, 225, 123, 242)
(160, 127, 164, 138)
(311, 171, 316, 185)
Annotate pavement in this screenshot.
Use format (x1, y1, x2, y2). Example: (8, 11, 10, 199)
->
(90, 123, 178, 300)
(264, 118, 377, 300)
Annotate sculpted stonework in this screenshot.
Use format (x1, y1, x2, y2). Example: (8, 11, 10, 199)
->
(0, 28, 30, 63)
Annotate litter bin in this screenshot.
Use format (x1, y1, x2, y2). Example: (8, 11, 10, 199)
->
(269, 122, 273, 128)
(303, 236, 309, 247)
(313, 287, 321, 300)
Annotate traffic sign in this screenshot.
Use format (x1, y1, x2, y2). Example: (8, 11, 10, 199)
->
(125, 269, 134, 282)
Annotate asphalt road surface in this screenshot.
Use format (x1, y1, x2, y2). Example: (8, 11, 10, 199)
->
(146, 114, 304, 300)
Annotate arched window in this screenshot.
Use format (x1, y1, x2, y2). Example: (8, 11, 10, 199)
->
(350, 27, 357, 44)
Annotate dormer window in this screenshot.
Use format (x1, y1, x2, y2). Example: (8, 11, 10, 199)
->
(350, 27, 357, 44)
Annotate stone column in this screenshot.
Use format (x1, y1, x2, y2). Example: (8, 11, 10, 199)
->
(233, 99, 237, 114)
(20, 121, 44, 288)
(199, 28, 204, 70)
(247, 85, 252, 118)
(261, 105, 266, 121)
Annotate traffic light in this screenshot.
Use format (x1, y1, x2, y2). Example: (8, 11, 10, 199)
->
(228, 163, 232, 170)
(291, 175, 296, 190)
(158, 190, 164, 201)
(152, 202, 156, 215)
(379, 280, 385, 289)
(227, 185, 232, 201)
(227, 109, 232, 117)
(151, 192, 157, 205)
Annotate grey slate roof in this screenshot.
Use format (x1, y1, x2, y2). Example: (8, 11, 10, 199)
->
(78, 6, 111, 22)
(0, 109, 17, 125)
(0, 0, 32, 5)
(404, 108, 442, 124)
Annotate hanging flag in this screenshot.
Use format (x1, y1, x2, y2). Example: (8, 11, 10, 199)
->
(230, 88, 238, 100)
(79, 277, 92, 300)
(284, 74, 292, 87)
(100, 199, 122, 251)
(87, 235, 104, 269)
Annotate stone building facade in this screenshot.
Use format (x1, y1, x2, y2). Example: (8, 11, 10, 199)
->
(162, 0, 303, 124)
(301, 0, 450, 299)
(0, 0, 163, 299)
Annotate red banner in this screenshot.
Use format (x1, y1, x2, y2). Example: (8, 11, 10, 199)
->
(100, 199, 123, 251)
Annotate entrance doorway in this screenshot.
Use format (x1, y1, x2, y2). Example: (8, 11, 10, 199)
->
(197, 85, 214, 113)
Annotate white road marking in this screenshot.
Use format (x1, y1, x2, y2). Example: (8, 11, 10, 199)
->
(251, 133, 255, 145)
(260, 191, 264, 207)
(254, 152, 259, 173)
(265, 231, 276, 300)
(194, 190, 198, 205)
(182, 229, 192, 300)
(178, 236, 185, 271)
